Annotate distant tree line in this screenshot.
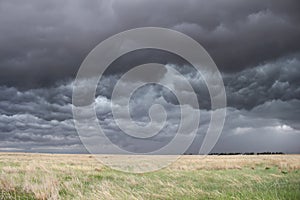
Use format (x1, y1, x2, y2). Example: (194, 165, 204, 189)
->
(183, 152, 284, 155)
(208, 152, 284, 155)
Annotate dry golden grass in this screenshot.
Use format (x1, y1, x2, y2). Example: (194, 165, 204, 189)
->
(0, 153, 299, 199)
(169, 154, 300, 171)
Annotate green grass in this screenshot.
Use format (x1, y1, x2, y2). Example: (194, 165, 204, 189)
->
(0, 154, 299, 199)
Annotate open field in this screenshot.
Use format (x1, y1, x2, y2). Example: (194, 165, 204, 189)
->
(0, 153, 299, 199)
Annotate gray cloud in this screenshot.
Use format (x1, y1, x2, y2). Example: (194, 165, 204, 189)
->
(0, 0, 299, 88)
(225, 54, 300, 109)
(0, 0, 299, 153)
(211, 104, 300, 154)
(0, 56, 299, 153)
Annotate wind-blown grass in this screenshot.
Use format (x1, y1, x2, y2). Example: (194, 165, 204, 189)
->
(0, 153, 299, 199)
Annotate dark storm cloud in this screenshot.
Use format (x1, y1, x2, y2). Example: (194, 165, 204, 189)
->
(0, 84, 73, 121)
(0, 0, 300, 88)
(0, 0, 299, 153)
(114, 0, 300, 71)
(0, 112, 81, 152)
(225, 54, 300, 109)
(1, 55, 299, 153)
(0, 0, 115, 88)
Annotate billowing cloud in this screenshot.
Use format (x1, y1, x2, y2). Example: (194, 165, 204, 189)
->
(0, 55, 299, 153)
(0, 0, 299, 153)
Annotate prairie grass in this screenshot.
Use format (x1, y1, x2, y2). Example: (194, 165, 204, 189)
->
(0, 153, 299, 199)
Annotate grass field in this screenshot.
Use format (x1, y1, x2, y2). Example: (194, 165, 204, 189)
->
(0, 153, 299, 200)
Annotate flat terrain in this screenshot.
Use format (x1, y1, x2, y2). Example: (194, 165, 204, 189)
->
(0, 153, 299, 199)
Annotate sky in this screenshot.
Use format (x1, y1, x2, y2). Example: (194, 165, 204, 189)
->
(0, 0, 299, 154)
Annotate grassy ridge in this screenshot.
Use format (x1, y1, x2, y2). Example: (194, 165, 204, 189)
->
(0, 153, 299, 199)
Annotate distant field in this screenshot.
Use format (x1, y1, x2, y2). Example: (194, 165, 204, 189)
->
(0, 153, 299, 200)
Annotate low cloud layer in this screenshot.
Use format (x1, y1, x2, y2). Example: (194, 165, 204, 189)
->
(1, 55, 299, 153)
